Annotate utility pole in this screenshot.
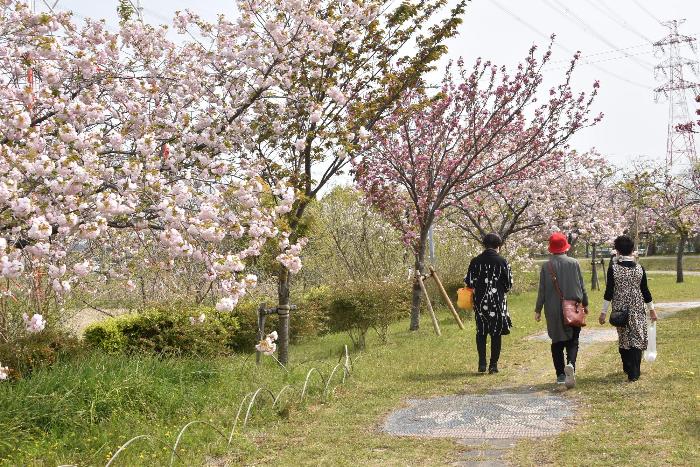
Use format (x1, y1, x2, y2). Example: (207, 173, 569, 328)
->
(653, 19, 699, 170)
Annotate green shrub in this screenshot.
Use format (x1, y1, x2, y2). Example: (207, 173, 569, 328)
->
(228, 290, 331, 352)
(0, 328, 84, 379)
(293, 285, 331, 339)
(227, 301, 259, 352)
(327, 280, 409, 349)
(84, 307, 239, 356)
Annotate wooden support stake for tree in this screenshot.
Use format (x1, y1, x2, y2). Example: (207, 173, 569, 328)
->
(429, 266, 464, 330)
(416, 273, 441, 336)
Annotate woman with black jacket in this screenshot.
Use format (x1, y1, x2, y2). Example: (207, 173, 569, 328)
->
(598, 235, 658, 382)
(465, 233, 513, 374)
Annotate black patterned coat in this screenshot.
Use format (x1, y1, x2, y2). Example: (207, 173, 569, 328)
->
(465, 249, 514, 336)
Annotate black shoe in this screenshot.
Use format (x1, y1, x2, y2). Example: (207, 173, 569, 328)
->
(478, 365, 487, 373)
(488, 365, 498, 374)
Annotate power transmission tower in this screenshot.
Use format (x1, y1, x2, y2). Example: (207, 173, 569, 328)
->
(653, 19, 699, 169)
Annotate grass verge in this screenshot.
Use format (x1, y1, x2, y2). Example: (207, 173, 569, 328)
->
(510, 308, 700, 466)
(0, 275, 697, 465)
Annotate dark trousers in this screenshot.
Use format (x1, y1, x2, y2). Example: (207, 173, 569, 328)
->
(476, 333, 502, 368)
(551, 327, 581, 377)
(619, 347, 642, 380)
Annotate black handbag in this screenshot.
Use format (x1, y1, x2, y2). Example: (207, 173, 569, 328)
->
(609, 309, 629, 327)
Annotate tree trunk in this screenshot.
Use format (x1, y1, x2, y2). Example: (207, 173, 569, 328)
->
(568, 234, 577, 258)
(648, 237, 657, 256)
(277, 264, 291, 364)
(275, 205, 307, 365)
(590, 243, 599, 291)
(409, 236, 428, 331)
(676, 234, 686, 284)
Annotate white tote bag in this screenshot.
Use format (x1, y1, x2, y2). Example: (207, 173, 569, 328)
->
(644, 321, 657, 362)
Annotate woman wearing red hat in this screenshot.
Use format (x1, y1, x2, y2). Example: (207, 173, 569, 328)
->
(534, 232, 589, 388)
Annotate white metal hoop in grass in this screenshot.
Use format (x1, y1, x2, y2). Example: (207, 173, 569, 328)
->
(323, 363, 345, 399)
(228, 391, 254, 445)
(272, 384, 297, 408)
(105, 434, 181, 467)
(169, 420, 227, 467)
(242, 387, 277, 430)
(300, 367, 327, 401)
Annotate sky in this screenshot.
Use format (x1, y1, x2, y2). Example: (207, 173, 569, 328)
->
(36, 0, 700, 170)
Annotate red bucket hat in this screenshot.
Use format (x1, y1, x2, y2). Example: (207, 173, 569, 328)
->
(548, 232, 571, 254)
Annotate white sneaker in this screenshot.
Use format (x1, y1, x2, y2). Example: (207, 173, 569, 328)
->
(564, 363, 576, 389)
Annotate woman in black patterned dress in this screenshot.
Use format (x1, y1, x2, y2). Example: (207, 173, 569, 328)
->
(599, 235, 657, 382)
(465, 233, 513, 374)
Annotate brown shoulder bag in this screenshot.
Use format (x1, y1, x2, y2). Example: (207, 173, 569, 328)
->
(548, 262, 587, 327)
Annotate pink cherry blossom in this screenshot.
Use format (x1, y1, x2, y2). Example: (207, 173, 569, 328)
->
(189, 313, 206, 325)
(355, 42, 600, 330)
(255, 331, 278, 356)
(22, 313, 45, 333)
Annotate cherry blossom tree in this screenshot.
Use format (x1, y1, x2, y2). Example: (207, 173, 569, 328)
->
(616, 164, 657, 246)
(300, 187, 407, 285)
(448, 150, 619, 290)
(447, 175, 548, 247)
(355, 42, 602, 330)
(1, 0, 356, 339)
(546, 153, 621, 289)
(246, 0, 467, 361)
(644, 171, 700, 283)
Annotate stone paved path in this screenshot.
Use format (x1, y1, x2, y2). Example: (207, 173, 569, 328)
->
(384, 394, 573, 439)
(383, 393, 573, 467)
(655, 301, 700, 317)
(528, 327, 618, 345)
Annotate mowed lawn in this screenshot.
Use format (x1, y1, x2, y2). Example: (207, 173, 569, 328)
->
(566, 254, 700, 273)
(0, 274, 698, 466)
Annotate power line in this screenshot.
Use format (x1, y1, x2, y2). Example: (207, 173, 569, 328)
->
(546, 43, 650, 66)
(490, 0, 653, 90)
(541, 0, 655, 71)
(630, 0, 663, 26)
(141, 6, 173, 23)
(543, 49, 655, 72)
(583, 0, 654, 43)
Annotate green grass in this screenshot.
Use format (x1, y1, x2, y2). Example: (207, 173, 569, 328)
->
(0, 275, 698, 466)
(637, 255, 700, 272)
(567, 255, 700, 273)
(0, 352, 336, 465)
(511, 308, 700, 466)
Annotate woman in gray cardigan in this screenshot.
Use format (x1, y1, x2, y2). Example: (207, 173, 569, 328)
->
(534, 232, 589, 388)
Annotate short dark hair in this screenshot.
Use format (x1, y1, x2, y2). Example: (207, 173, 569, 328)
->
(614, 235, 635, 256)
(483, 232, 503, 249)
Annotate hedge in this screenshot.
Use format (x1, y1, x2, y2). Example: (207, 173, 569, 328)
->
(83, 307, 239, 356)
